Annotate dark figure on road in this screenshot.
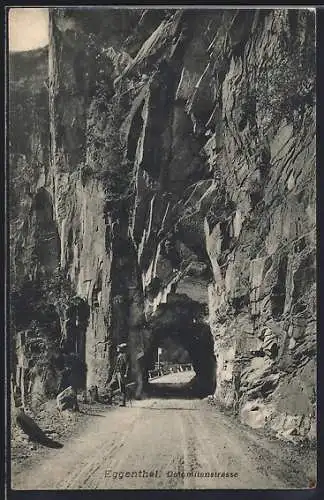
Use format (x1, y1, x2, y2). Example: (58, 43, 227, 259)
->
(114, 343, 130, 406)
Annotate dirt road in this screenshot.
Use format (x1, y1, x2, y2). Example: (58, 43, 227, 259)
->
(11, 372, 316, 490)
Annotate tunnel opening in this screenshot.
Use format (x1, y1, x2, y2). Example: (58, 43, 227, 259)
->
(144, 333, 195, 399)
(142, 294, 216, 399)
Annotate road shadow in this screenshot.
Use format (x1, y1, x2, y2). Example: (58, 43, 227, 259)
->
(15, 409, 64, 449)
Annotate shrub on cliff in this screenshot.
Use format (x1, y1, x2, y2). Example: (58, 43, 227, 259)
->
(10, 269, 89, 405)
(85, 91, 135, 205)
(10, 270, 72, 371)
(254, 12, 315, 132)
(82, 28, 135, 205)
(11, 269, 73, 332)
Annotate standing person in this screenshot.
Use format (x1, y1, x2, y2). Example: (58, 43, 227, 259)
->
(115, 343, 130, 406)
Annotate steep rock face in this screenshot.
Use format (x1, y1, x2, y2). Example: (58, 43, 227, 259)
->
(204, 11, 316, 441)
(9, 47, 53, 284)
(10, 8, 316, 439)
(48, 9, 153, 390)
(9, 47, 62, 406)
(110, 8, 315, 438)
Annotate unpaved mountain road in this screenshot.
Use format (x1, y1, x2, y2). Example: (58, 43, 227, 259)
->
(12, 372, 316, 490)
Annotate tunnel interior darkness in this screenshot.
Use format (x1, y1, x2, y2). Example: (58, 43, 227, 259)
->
(142, 293, 216, 398)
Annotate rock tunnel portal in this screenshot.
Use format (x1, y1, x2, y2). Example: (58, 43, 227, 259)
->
(142, 294, 216, 398)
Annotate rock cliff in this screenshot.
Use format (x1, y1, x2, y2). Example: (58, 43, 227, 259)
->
(10, 8, 316, 440)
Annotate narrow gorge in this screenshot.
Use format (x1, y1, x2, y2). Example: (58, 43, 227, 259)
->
(9, 8, 316, 443)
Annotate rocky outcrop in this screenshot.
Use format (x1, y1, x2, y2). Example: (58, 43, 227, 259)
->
(10, 8, 315, 440)
(56, 386, 77, 411)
